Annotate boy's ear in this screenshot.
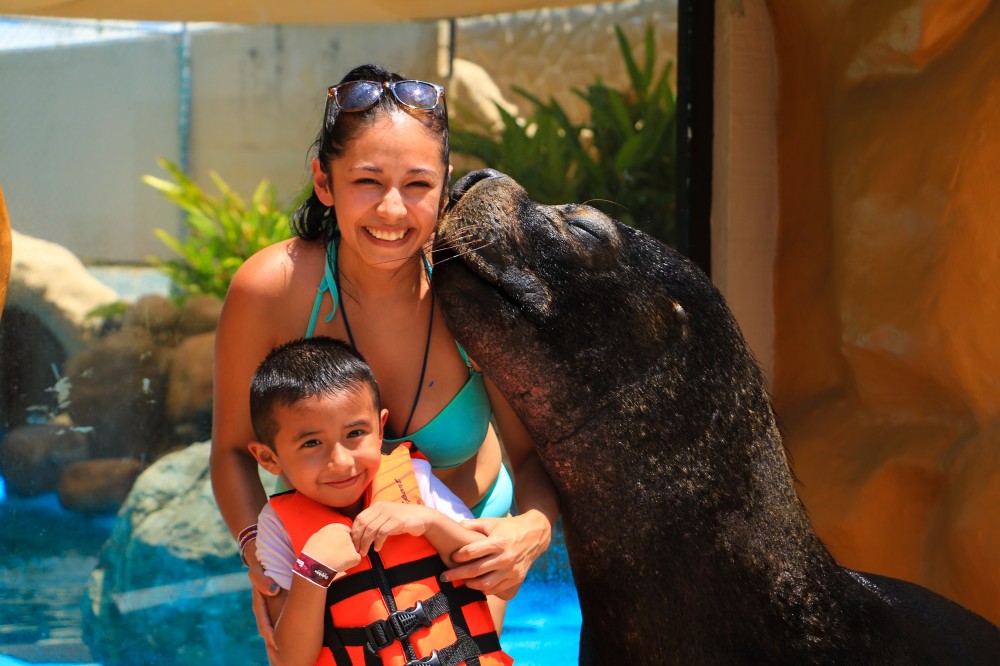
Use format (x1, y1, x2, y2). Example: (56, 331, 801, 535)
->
(248, 442, 283, 476)
(378, 408, 389, 439)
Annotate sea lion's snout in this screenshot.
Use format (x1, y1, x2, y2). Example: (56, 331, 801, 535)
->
(449, 168, 506, 207)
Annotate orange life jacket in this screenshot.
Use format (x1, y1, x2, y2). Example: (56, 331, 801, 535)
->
(270, 442, 513, 666)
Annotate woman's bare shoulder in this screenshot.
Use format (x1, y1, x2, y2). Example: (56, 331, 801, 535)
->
(230, 237, 325, 298)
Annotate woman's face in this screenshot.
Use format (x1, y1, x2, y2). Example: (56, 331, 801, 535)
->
(315, 112, 448, 271)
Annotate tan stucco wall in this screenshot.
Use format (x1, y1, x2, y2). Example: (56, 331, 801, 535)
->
(186, 24, 440, 208)
(713, 0, 778, 387)
(766, 0, 1000, 624)
(453, 0, 677, 123)
(0, 36, 182, 263)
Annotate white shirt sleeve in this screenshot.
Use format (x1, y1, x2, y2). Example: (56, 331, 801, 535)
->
(256, 502, 296, 591)
(413, 457, 474, 522)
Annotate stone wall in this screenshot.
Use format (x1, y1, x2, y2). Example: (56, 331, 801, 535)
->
(766, 0, 1000, 626)
(451, 0, 678, 123)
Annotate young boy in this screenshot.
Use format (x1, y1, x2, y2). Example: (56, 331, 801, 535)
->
(247, 336, 514, 666)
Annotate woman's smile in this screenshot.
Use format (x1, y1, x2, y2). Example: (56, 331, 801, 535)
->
(364, 226, 410, 242)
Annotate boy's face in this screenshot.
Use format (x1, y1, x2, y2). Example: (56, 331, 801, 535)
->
(250, 388, 388, 517)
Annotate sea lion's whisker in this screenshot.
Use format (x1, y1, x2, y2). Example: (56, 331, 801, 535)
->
(428, 240, 495, 266)
(582, 198, 630, 213)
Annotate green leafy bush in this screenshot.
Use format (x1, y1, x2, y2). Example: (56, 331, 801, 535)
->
(451, 24, 677, 245)
(143, 159, 294, 301)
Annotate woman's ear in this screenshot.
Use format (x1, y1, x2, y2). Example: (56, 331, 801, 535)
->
(439, 164, 454, 217)
(248, 442, 283, 476)
(312, 157, 335, 207)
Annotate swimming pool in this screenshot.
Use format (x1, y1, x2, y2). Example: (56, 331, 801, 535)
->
(0, 489, 581, 665)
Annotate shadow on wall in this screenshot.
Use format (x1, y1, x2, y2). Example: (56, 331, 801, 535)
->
(767, 0, 1000, 626)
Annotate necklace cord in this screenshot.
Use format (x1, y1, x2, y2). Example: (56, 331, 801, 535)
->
(332, 246, 433, 439)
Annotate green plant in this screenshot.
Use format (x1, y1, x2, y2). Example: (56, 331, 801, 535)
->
(450, 24, 677, 245)
(143, 158, 295, 300)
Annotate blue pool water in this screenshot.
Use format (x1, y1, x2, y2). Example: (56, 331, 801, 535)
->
(0, 488, 581, 665)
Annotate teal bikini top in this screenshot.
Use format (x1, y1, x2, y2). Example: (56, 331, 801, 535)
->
(305, 238, 492, 470)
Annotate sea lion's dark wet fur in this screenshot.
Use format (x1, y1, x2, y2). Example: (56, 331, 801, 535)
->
(433, 170, 1000, 664)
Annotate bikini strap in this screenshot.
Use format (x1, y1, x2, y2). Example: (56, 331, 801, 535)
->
(424, 254, 474, 373)
(305, 237, 341, 339)
(455, 343, 475, 372)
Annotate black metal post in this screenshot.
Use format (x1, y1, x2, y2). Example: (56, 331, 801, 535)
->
(676, 0, 715, 276)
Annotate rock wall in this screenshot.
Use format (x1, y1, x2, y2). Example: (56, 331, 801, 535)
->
(767, 0, 1000, 625)
(1, 232, 222, 515)
(451, 0, 678, 124)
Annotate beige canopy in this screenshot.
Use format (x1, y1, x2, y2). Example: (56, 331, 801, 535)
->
(0, 0, 613, 24)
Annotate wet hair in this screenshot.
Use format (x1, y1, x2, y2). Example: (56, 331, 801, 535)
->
(290, 63, 451, 241)
(249, 336, 381, 447)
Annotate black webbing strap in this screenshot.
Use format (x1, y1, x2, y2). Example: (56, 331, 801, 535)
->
(327, 555, 446, 605)
(322, 585, 354, 665)
(405, 632, 502, 666)
(336, 592, 451, 649)
(434, 575, 480, 666)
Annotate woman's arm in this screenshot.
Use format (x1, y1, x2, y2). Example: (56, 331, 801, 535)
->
(211, 244, 302, 595)
(211, 258, 274, 540)
(445, 377, 560, 594)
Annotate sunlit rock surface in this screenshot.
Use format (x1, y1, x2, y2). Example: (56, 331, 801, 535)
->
(6, 229, 118, 357)
(769, 0, 1000, 624)
(83, 442, 273, 666)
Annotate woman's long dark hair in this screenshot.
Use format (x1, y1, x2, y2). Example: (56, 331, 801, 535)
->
(290, 64, 450, 241)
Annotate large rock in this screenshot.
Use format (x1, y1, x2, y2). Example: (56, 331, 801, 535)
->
(58, 458, 147, 514)
(176, 295, 223, 338)
(123, 294, 180, 346)
(5, 229, 118, 358)
(447, 57, 519, 134)
(83, 441, 275, 666)
(65, 327, 169, 460)
(0, 423, 91, 496)
(164, 332, 215, 444)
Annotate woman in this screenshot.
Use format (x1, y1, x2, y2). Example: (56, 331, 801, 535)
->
(210, 63, 559, 642)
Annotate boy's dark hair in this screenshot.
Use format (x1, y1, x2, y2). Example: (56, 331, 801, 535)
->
(249, 336, 380, 446)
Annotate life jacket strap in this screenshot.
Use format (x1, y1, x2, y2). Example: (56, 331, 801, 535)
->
(404, 632, 502, 666)
(336, 592, 451, 651)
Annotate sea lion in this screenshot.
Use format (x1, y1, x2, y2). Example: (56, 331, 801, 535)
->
(432, 169, 1000, 665)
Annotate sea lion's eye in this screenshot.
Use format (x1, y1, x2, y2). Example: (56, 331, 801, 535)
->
(566, 211, 611, 247)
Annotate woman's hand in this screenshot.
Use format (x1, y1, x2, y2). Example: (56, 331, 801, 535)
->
(245, 541, 281, 654)
(443, 511, 552, 599)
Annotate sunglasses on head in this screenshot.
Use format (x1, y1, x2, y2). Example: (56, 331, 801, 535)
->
(327, 79, 445, 115)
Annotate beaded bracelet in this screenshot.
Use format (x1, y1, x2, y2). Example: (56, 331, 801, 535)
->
(238, 524, 258, 566)
(293, 552, 337, 588)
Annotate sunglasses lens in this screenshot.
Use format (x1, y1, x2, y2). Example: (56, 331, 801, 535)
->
(336, 81, 383, 111)
(393, 81, 440, 110)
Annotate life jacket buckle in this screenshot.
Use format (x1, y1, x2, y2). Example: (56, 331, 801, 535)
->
(364, 600, 434, 653)
(388, 600, 434, 640)
(404, 650, 441, 666)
